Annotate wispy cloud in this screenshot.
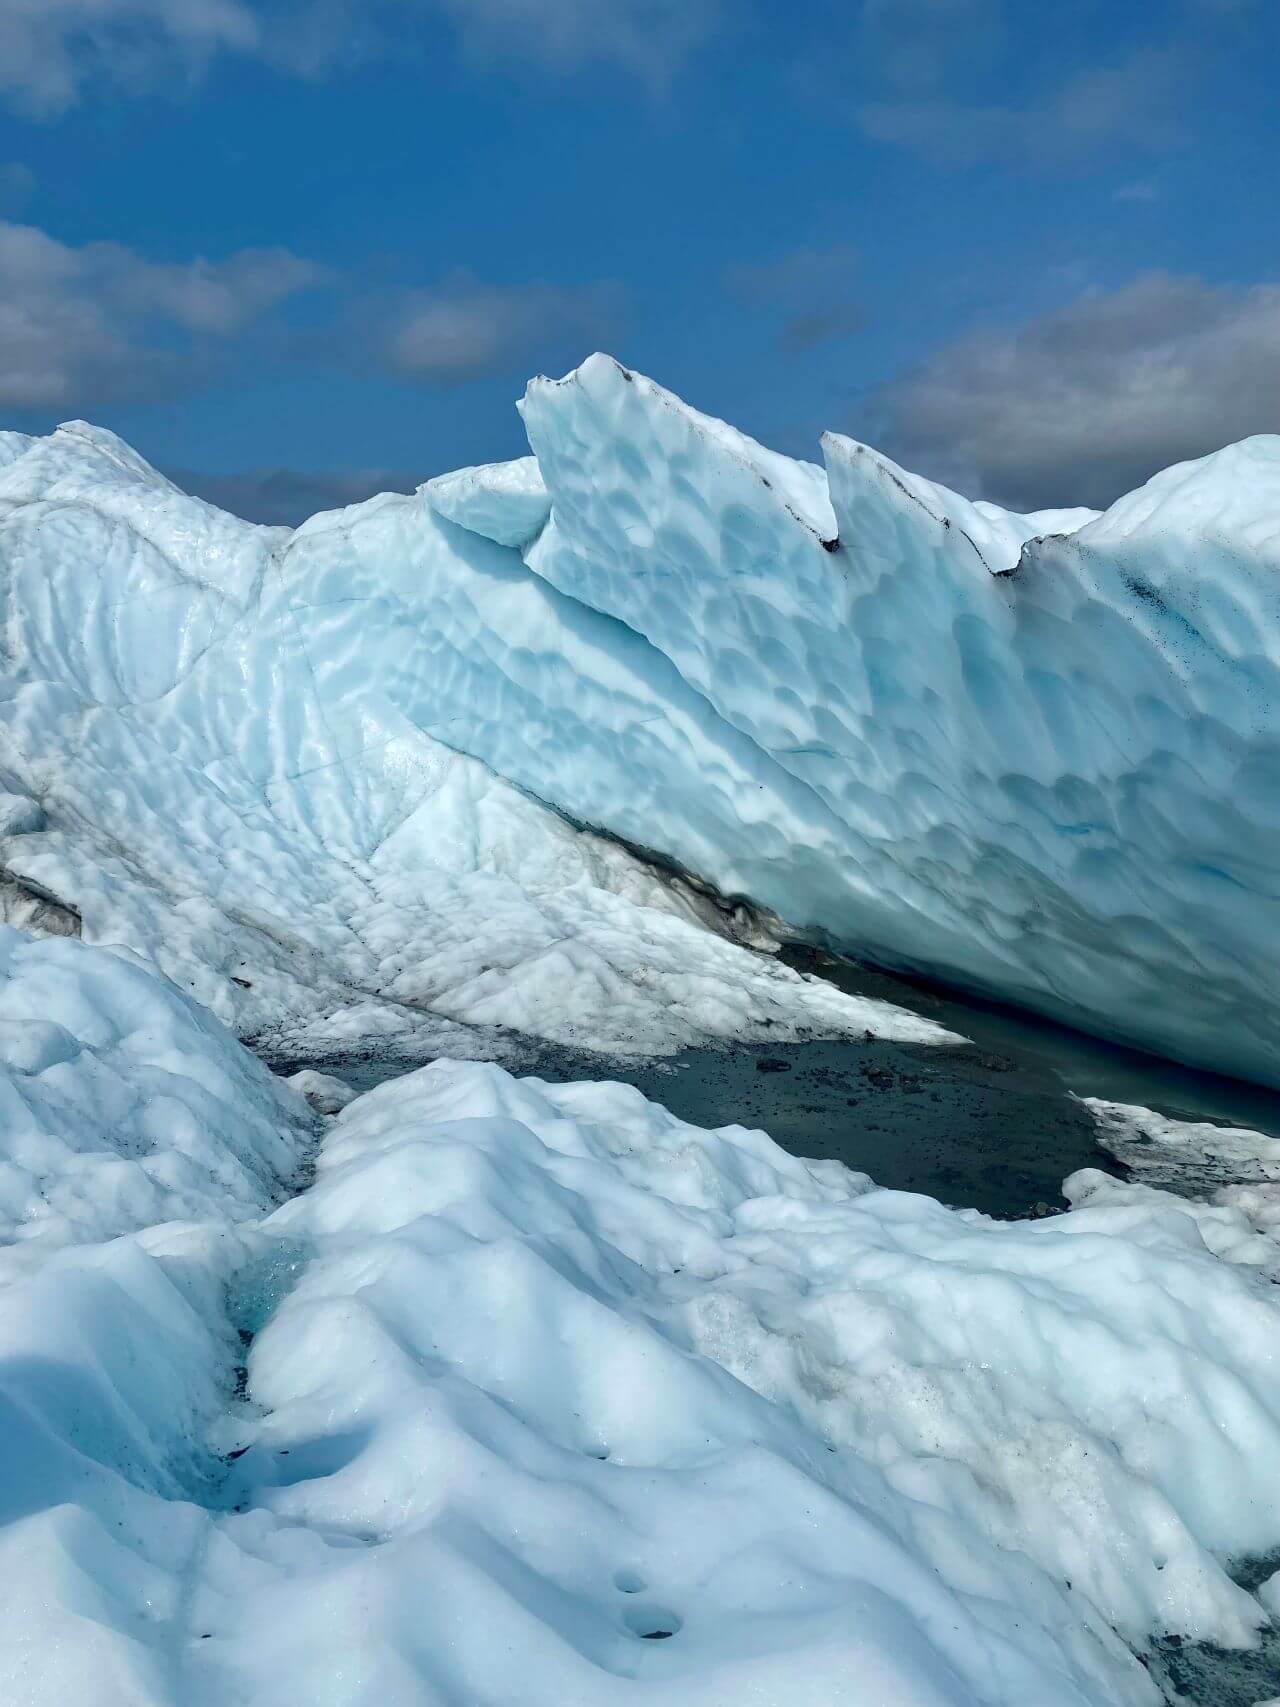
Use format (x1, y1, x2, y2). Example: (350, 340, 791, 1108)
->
(433, 0, 722, 86)
(858, 45, 1185, 169)
(0, 0, 259, 116)
(1113, 179, 1161, 203)
(855, 0, 1006, 94)
(0, 0, 722, 115)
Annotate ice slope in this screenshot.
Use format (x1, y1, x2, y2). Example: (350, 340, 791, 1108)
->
(0, 422, 948, 1061)
(6, 944, 1280, 1705)
(4, 359, 1279, 1079)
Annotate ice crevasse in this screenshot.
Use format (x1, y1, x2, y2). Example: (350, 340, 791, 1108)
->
(2, 357, 1279, 1077)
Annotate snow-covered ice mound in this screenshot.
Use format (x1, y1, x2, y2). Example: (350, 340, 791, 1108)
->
(5, 943, 1280, 1705)
(0, 422, 949, 1062)
(3, 362, 1280, 1078)
(0, 926, 312, 1276)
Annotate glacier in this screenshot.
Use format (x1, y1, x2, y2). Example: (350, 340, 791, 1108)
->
(5, 929, 1280, 1705)
(2, 357, 1278, 1078)
(4, 363, 1280, 1706)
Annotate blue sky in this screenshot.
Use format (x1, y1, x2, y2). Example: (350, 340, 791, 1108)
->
(1, 0, 1277, 518)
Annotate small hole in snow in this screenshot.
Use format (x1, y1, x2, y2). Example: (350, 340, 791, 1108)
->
(614, 1569, 646, 1594)
(625, 1605, 682, 1640)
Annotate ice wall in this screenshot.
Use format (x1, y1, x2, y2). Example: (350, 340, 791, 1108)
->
(0, 421, 948, 1061)
(3, 360, 1278, 1080)
(510, 358, 1280, 1082)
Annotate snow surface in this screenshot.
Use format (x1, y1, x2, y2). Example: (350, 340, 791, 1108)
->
(4, 937, 1280, 1704)
(0, 928, 311, 1274)
(0, 420, 949, 1061)
(1067, 1097, 1280, 1273)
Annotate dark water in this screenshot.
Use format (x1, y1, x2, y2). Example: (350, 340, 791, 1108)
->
(310, 1031, 1112, 1218)
(783, 945, 1280, 1136)
(273, 944, 1280, 1223)
(1149, 1628, 1280, 1707)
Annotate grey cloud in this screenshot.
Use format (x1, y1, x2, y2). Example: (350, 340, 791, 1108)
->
(778, 305, 864, 351)
(114, 246, 322, 335)
(869, 272, 1280, 510)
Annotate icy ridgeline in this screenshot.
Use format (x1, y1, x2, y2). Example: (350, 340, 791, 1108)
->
(3, 361, 1279, 1077)
(5, 926, 1280, 1706)
(0, 421, 949, 1063)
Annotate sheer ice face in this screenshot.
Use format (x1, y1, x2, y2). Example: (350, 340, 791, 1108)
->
(512, 358, 1279, 1082)
(3, 358, 1279, 1078)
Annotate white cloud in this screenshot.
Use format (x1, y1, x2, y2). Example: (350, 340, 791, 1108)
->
(0, 220, 319, 409)
(434, 0, 721, 85)
(0, 0, 259, 115)
(859, 46, 1184, 168)
(870, 272, 1280, 509)
(0, 0, 720, 114)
